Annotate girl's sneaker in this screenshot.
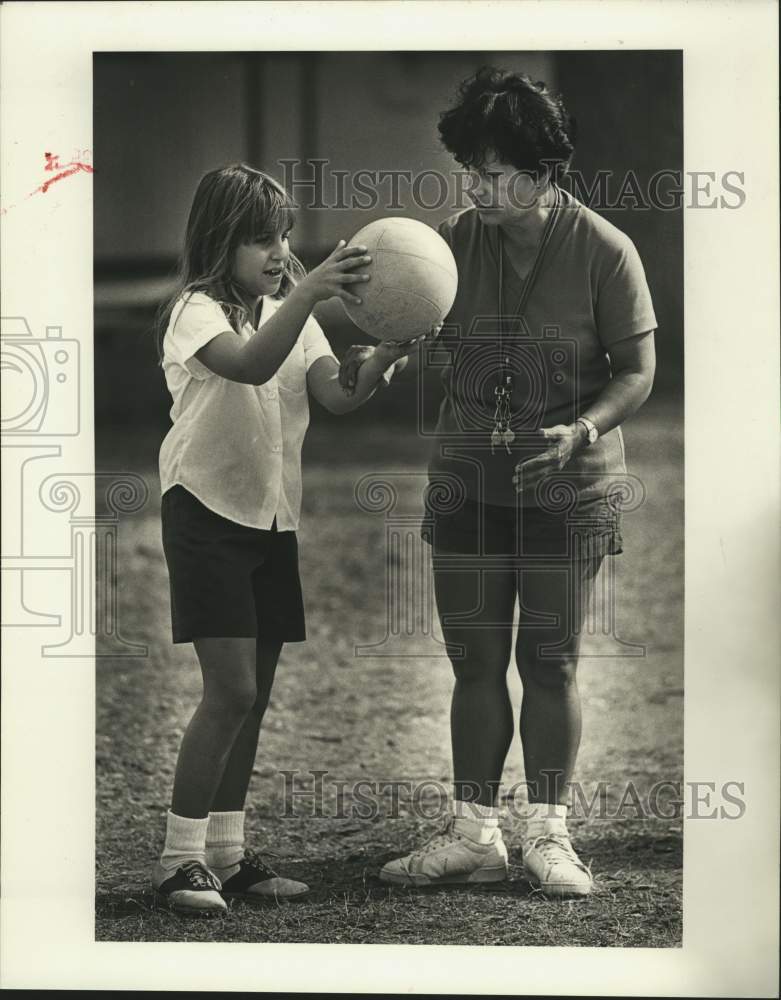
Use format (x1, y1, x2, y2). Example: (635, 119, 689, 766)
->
(212, 849, 310, 901)
(379, 817, 509, 886)
(522, 831, 593, 897)
(151, 859, 227, 915)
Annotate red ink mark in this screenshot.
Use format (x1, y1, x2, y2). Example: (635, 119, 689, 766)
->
(35, 160, 94, 195)
(1, 151, 93, 214)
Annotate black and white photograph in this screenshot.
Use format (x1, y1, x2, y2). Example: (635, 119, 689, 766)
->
(1, 2, 778, 994)
(92, 46, 685, 943)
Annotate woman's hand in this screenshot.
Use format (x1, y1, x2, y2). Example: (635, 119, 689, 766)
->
(512, 422, 588, 495)
(338, 325, 439, 396)
(297, 240, 371, 306)
(338, 345, 374, 391)
(338, 336, 424, 396)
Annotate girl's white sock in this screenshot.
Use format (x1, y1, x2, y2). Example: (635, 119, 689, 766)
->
(522, 802, 568, 841)
(206, 810, 246, 869)
(160, 811, 209, 871)
(453, 800, 500, 844)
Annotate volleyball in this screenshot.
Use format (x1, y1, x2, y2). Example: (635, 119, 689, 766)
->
(343, 217, 458, 341)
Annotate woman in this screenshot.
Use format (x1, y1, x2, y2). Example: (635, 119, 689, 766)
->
(343, 68, 656, 897)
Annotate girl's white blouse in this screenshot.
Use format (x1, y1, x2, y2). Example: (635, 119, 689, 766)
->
(159, 291, 337, 530)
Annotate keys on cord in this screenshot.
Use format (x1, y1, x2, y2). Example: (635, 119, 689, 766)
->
(490, 424, 515, 453)
(491, 373, 515, 454)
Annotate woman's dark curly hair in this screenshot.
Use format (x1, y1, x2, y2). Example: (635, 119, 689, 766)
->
(438, 67, 576, 179)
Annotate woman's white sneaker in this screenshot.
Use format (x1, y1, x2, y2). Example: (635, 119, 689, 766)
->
(522, 830, 593, 897)
(379, 817, 509, 886)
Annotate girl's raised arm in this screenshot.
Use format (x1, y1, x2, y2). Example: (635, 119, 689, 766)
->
(195, 242, 371, 386)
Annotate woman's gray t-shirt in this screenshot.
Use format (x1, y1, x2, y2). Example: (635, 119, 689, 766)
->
(428, 187, 657, 509)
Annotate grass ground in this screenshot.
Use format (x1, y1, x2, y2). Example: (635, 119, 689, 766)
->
(96, 394, 683, 945)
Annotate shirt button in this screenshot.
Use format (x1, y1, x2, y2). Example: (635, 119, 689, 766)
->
(268, 391, 277, 400)
(272, 445, 281, 453)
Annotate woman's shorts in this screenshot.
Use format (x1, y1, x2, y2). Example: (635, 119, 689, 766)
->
(161, 485, 306, 645)
(421, 495, 623, 561)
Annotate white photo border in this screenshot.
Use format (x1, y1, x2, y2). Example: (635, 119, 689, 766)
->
(1, 1, 779, 995)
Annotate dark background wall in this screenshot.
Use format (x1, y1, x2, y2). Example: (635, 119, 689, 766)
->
(94, 51, 682, 440)
(556, 51, 683, 397)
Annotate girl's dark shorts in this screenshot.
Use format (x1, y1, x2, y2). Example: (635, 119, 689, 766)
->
(421, 494, 623, 562)
(161, 485, 306, 645)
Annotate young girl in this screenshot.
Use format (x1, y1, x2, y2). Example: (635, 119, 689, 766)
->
(153, 163, 420, 915)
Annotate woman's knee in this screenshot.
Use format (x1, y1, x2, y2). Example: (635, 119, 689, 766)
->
(448, 641, 511, 686)
(517, 646, 578, 689)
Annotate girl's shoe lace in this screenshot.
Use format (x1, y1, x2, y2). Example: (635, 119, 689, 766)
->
(243, 849, 278, 879)
(180, 860, 220, 890)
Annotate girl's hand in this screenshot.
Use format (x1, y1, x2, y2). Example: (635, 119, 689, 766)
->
(338, 333, 427, 396)
(298, 240, 371, 306)
(512, 423, 589, 495)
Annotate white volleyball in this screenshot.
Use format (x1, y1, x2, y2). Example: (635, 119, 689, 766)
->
(343, 217, 458, 341)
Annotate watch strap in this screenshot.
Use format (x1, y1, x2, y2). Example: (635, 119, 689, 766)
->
(576, 416, 598, 444)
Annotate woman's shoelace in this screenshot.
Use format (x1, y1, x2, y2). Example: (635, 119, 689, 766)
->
(398, 821, 590, 879)
(411, 817, 460, 858)
(527, 834, 588, 870)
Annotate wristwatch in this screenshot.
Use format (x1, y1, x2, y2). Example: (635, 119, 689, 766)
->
(576, 416, 599, 446)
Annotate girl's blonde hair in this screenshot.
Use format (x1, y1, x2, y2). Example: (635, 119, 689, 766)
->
(156, 163, 305, 358)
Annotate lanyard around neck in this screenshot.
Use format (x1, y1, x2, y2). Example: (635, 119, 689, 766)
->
(497, 184, 561, 358)
(490, 185, 561, 454)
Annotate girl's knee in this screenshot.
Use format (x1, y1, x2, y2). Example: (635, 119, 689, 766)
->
(250, 689, 271, 718)
(206, 676, 258, 718)
(196, 639, 260, 718)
